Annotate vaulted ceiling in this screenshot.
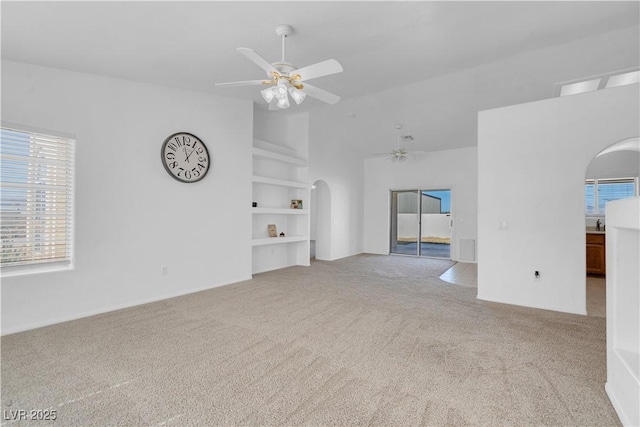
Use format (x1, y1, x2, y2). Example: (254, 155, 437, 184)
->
(2, 1, 639, 155)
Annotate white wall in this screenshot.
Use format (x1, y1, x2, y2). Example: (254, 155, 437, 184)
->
(1, 61, 253, 334)
(477, 84, 640, 315)
(363, 147, 478, 261)
(308, 109, 364, 260)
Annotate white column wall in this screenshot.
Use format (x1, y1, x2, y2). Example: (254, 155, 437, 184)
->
(477, 84, 639, 315)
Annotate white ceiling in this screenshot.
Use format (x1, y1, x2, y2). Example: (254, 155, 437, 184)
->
(2, 1, 639, 155)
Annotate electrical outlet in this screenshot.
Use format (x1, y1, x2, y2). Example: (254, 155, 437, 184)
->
(498, 220, 509, 230)
(161, 266, 168, 276)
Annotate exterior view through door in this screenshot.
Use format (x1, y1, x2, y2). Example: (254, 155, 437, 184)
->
(390, 189, 451, 258)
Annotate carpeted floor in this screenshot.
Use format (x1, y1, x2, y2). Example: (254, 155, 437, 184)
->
(1, 254, 620, 426)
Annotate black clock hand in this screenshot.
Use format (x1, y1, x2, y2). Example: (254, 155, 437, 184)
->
(185, 146, 197, 162)
(183, 146, 190, 163)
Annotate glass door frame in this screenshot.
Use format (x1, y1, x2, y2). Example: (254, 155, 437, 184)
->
(389, 188, 452, 259)
(389, 190, 421, 256)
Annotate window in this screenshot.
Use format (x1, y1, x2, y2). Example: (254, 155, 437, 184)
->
(585, 178, 637, 215)
(1, 124, 75, 274)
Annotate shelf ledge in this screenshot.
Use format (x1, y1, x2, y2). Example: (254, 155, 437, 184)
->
(252, 236, 308, 246)
(253, 139, 297, 156)
(252, 208, 308, 215)
(252, 175, 309, 189)
(252, 147, 306, 166)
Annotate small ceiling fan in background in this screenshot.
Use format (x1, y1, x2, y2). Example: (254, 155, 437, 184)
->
(215, 24, 343, 110)
(370, 125, 425, 162)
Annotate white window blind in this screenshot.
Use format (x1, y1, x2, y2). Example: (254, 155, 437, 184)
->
(1, 125, 75, 271)
(585, 178, 637, 215)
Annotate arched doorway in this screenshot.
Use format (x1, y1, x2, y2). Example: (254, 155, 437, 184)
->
(584, 137, 639, 316)
(310, 179, 331, 261)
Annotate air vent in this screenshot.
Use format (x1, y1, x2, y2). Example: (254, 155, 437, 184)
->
(401, 135, 414, 142)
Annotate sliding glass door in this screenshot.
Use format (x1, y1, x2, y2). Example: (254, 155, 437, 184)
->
(390, 189, 451, 258)
(390, 191, 420, 255)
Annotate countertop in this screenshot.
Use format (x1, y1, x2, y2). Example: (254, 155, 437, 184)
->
(586, 228, 606, 234)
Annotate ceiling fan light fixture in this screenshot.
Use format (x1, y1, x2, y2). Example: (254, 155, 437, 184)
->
(288, 86, 306, 104)
(261, 86, 276, 103)
(277, 95, 290, 109)
(276, 79, 289, 99)
(216, 24, 343, 110)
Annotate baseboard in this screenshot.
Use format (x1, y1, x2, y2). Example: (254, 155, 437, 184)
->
(605, 382, 629, 426)
(317, 251, 365, 262)
(1, 276, 253, 336)
(476, 293, 587, 316)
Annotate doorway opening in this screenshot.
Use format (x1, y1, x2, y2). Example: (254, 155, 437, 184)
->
(310, 179, 331, 261)
(584, 137, 639, 317)
(390, 189, 451, 258)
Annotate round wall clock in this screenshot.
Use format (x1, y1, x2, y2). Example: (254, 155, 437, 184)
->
(161, 132, 210, 183)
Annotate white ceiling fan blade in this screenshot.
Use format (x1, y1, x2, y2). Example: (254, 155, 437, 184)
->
(215, 80, 268, 87)
(237, 48, 278, 75)
(268, 99, 279, 111)
(302, 83, 341, 105)
(295, 59, 343, 82)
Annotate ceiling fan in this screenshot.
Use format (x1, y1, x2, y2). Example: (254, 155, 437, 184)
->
(370, 125, 421, 162)
(215, 24, 343, 110)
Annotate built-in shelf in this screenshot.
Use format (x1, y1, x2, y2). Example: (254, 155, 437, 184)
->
(251, 113, 310, 275)
(252, 236, 307, 246)
(252, 207, 308, 215)
(253, 138, 297, 156)
(252, 147, 306, 166)
(252, 175, 308, 189)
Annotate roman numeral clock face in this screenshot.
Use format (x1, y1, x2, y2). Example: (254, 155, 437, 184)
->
(161, 132, 210, 183)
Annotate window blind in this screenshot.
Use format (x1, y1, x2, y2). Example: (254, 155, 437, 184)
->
(585, 181, 596, 214)
(585, 178, 637, 215)
(597, 179, 635, 213)
(1, 126, 75, 269)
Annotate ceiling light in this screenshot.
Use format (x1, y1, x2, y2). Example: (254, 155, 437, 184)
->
(215, 24, 343, 110)
(288, 86, 306, 105)
(391, 125, 406, 163)
(276, 80, 288, 99)
(261, 87, 276, 103)
(276, 95, 290, 109)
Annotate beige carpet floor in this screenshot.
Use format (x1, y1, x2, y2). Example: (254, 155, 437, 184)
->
(1, 254, 619, 426)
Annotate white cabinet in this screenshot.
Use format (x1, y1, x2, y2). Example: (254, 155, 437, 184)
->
(251, 138, 310, 274)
